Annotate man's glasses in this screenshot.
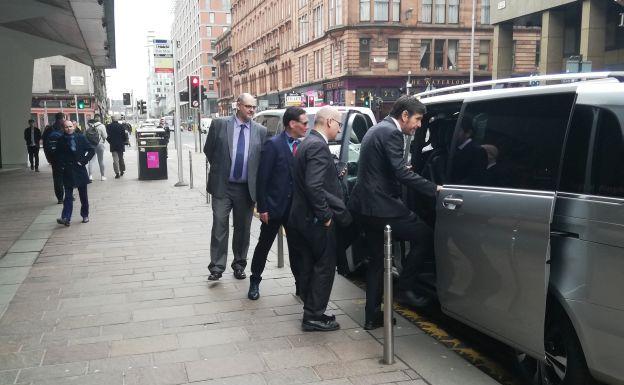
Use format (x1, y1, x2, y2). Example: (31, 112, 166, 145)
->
(242, 104, 257, 110)
(329, 118, 343, 128)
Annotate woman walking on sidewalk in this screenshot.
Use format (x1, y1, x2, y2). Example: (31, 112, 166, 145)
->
(56, 120, 95, 226)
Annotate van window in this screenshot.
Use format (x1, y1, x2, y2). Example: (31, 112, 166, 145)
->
(559, 105, 595, 193)
(255, 114, 282, 137)
(590, 108, 624, 198)
(454, 93, 575, 190)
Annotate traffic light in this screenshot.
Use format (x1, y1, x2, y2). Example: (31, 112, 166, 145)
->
(139, 100, 147, 115)
(307, 95, 314, 107)
(188, 75, 200, 108)
(77, 99, 85, 109)
(123, 93, 131, 106)
(363, 96, 370, 108)
(201, 85, 207, 100)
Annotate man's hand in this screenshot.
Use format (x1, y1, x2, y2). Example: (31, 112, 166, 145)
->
(259, 212, 269, 224)
(324, 218, 332, 227)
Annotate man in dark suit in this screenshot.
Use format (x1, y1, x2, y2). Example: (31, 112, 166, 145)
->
(288, 106, 352, 332)
(349, 96, 442, 330)
(42, 112, 66, 203)
(106, 115, 127, 179)
(24, 119, 42, 171)
(450, 119, 487, 184)
(204, 93, 267, 281)
(248, 107, 308, 300)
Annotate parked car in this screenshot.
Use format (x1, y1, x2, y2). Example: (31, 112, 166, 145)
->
(365, 72, 624, 385)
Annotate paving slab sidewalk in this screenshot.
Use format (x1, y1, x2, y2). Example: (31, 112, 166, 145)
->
(0, 146, 498, 385)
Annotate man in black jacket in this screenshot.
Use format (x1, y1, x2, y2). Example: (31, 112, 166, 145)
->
(24, 119, 42, 171)
(106, 115, 127, 178)
(248, 107, 307, 300)
(42, 112, 66, 203)
(349, 96, 442, 330)
(288, 106, 352, 332)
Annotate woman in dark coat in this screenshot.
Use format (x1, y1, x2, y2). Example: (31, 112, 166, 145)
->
(56, 120, 95, 226)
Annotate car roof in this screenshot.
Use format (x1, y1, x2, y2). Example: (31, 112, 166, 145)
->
(256, 106, 375, 115)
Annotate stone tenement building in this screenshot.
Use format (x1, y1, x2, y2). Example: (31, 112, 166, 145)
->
(218, 0, 542, 114)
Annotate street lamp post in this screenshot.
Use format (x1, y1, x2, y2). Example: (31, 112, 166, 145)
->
(173, 40, 188, 187)
(469, 0, 476, 90)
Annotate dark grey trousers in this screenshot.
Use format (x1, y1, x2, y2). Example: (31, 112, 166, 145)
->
(209, 182, 254, 274)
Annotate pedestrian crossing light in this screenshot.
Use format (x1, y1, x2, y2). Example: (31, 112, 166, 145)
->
(189, 75, 200, 108)
(363, 96, 370, 108)
(139, 100, 147, 115)
(77, 99, 85, 109)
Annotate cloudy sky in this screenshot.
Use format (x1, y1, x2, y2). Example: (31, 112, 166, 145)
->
(105, 0, 173, 101)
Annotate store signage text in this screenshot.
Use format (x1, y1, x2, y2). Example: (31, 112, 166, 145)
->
(414, 78, 467, 87)
(323, 80, 344, 90)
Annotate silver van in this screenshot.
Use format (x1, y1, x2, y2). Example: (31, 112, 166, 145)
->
(337, 72, 624, 385)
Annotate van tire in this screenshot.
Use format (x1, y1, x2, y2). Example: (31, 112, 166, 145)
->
(540, 311, 595, 385)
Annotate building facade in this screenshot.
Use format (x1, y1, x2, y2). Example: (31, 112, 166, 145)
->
(222, 0, 539, 116)
(491, 0, 624, 78)
(30, 56, 107, 130)
(171, 0, 231, 122)
(214, 30, 233, 115)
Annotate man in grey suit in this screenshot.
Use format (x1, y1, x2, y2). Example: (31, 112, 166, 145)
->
(203, 93, 268, 281)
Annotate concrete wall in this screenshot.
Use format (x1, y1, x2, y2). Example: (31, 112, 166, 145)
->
(491, 0, 576, 24)
(32, 56, 93, 94)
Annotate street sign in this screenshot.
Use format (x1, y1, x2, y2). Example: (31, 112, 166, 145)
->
(286, 93, 303, 107)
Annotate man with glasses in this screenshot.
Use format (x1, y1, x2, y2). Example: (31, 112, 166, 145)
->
(203, 93, 267, 281)
(247, 107, 307, 300)
(288, 106, 352, 331)
(349, 96, 442, 330)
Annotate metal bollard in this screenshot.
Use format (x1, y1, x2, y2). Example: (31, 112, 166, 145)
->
(189, 150, 193, 189)
(383, 225, 394, 364)
(277, 226, 284, 268)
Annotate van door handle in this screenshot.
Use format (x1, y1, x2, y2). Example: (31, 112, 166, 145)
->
(442, 196, 463, 209)
(550, 230, 580, 239)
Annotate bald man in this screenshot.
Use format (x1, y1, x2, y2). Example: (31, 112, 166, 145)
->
(203, 93, 267, 281)
(288, 106, 352, 332)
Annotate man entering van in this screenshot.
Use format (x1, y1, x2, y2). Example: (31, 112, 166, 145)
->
(349, 95, 442, 330)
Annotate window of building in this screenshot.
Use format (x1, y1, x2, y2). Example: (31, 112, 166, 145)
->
(420, 39, 431, 70)
(314, 49, 324, 79)
(299, 0, 307, 8)
(535, 40, 541, 68)
(336, 0, 343, 25)
(512, 40, 517, 70)
(421, 0, 432, 23)
(206, 26, 212, 36)
(210, 12, 215, 23)
(51, 66, 66, 90)
(479, 40, 490, 70)
(299, 55, 308, 83)
(226, 13, 231, 24)
(447, 39, 458, 70)
(299, 15, 309, 44)
(434, 0, 445, 23)
(207, 53, 213, 64)
(392, 0, 400, 21)
(481, 0, 490, 24)
(360, 0, 370, 21)
(359, 38, 371, 67)
(590, 108, 624, 198)
(388, 38, 399, 71)
(374, 0, 389, 21)
(447, 0, 458, 23)
(434, 39, 445, 70)
(212, 67, 217, 77)
(329, 0, 335, 26)
(313, 6, 323, 38)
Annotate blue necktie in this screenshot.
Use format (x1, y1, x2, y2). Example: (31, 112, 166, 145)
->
(233, 124, 246, 180)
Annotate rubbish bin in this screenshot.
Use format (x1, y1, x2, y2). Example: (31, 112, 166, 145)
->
(137, 127, 168, 180)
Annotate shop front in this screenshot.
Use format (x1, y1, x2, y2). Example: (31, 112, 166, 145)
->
(31, 95, 97, 129)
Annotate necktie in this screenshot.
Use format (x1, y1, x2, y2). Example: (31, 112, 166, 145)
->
(292, 140, 298, 156)
(233, 124, 246, 180)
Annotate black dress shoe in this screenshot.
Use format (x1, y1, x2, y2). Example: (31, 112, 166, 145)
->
(248, 281, 260, 300)
(207, 272, 222, 281)
(302, 318, 340, 332)
(364, 311, 397, 330)
(397, 290, 431, 308)
(233, 269, 246, 280)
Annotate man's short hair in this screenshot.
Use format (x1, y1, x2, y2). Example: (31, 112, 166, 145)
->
(28, 119, 35, 123)
(282, 107, 306, 128)
(389, 96, 426, 119)
(54, 112, 64, 120)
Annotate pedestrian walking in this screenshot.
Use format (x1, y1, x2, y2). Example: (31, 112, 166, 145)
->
(85, 115, 108, 181)
(42, 112, 66, 203)
(247, 107, 307, 300)
(203, 93, 267, 281)
(288, 106, 352, 332)
(106, 114, 126, 178)
(24, 119, 41, 171)
(348, 96, 442, 330)
(55, 120, 95, 226)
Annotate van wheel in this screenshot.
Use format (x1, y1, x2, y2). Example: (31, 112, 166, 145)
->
(541, 313, 595, 385)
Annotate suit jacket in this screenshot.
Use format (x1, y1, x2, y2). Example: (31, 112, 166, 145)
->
(56, 133, 95, 188)
(349, 117, 437, 218)
(256, 131, 295, 219)
(288, 130, 352, 231)
(24, 127, 42, 147)
(106, 122, 126, 152)
(450, 139, 487, 184)
(203, 116, 267, 202)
